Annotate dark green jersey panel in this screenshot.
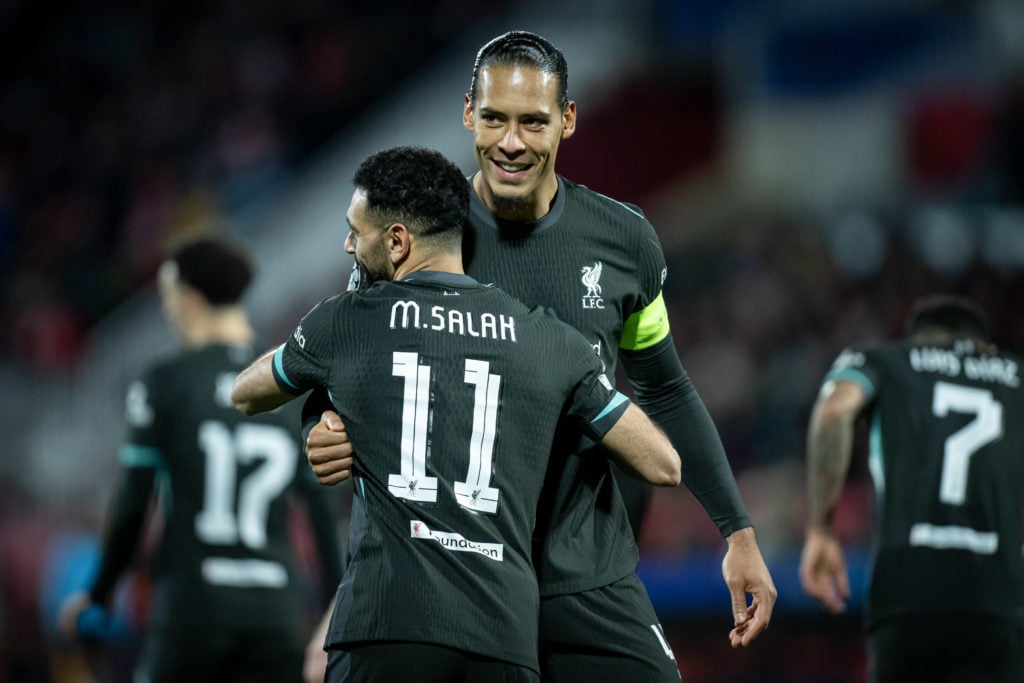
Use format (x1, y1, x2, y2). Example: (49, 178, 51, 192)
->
(276, 273, 626, 671)
(122, 344, 334, 630)
(825, 339, 1024, 627)
(464, 176, 665, 595)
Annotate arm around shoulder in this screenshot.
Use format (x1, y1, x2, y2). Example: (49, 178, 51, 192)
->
(600, 403, 681, 487)
(232, 347, 296, 415)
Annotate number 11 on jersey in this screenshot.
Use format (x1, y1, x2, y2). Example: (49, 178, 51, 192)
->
(388, 352, 502, 514)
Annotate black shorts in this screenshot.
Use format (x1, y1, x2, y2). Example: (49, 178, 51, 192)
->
(326, 641, 539, 683)
(539, 573, 680, 682)
(137, 626, 303, 683)
(868, 614, 1024, 683)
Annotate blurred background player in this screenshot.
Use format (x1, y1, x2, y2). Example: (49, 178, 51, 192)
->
(58, 236, 343, 683)
(231, 145, 682, 683)
(801, 294, 1024, 683)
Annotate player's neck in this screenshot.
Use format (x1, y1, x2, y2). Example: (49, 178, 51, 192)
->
(473, 172, 557, 222)
(182, 308, 253, 349)
(393, 252, 465, 281)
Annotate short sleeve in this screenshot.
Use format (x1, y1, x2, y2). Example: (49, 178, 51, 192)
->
(273, 295, 342, 394)
(562, 327, 631, 441)
(121, 369, 166, 469)
(620, 220, 670, 351)
(824, 347, 880, 401)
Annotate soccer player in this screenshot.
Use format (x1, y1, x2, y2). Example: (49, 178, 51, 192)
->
(58, 237, 343, 683)
(800, 295, 1024, 683)
(231, 145, 682, 683)
(305, 29, 775, 681)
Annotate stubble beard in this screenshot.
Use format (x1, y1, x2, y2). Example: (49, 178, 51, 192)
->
(489, 190, 532, 222)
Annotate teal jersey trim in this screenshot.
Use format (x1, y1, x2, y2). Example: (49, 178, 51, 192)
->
(592, 190, 645, 219)
(868, 412, 885, 504)
(593, 392, 629, 423)
(273, 344, 300, 390)
(827, 367, 876, 401)
(119, 444, 163, 468)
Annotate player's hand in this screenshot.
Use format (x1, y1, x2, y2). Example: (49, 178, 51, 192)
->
(799, 526, 849, 614)
(722, 527, 776, 648)
(57, 590, 92, 639)
(306, 411, 353, 485)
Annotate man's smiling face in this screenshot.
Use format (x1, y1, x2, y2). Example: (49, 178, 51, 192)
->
(464, 64, 575, 221)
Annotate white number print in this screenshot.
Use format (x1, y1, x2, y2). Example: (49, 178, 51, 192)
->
(388, 352, 502, 514)
(195, 421, 298, 548)
(932, 381, 1003, 506)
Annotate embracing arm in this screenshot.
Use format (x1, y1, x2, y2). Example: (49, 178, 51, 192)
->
(620, 334, 775, 647)
(799, 379, 867, 614)
(232, 347, 296, 415)
(600, 403, 681, 486)
(302, 390, 353, 486)
(620, 335, 751, 534)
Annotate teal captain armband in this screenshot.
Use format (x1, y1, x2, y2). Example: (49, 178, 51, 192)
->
(619, 292, 670, 351)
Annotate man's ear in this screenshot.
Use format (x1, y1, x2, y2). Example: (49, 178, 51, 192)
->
(179, 285, 207, 316)
(463, 94, 474, 131)
(386, 223, 412, 264)
(561, 100, 577, 140)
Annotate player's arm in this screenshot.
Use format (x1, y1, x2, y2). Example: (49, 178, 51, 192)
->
(302, 390, 353, 486)
(619, 333, 751, 534)
(799, 378, 867, 614)
(232, 346, 300, 415)
(599, 403, 681, 486)
(620, 300, 775, 647)
(59, 458, 156, 638)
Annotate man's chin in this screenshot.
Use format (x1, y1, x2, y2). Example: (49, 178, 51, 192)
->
(489, 191, 530, 219)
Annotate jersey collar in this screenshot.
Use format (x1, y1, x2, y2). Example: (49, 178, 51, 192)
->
(468, 174, 567, 234)
(400, 271, 482, 287)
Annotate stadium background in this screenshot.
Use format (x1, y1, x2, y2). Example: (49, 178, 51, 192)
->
(2, 0, 1023, 681)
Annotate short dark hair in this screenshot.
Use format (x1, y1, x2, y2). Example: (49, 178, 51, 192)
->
(468, 30, 569, 110)
(170, 236, 253, 306)
(353, 146, 468, 252)
(905, 295, 991, 341)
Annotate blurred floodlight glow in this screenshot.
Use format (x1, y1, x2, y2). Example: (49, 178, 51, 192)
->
(910, 206, 974, 276)
(981, 209, 1024, 270)
(829, 211, 887, 278)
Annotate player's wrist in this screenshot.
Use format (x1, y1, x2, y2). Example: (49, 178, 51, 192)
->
(724, 526, 758, 549)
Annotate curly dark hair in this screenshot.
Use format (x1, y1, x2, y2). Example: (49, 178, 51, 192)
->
(353, 146, 468, 253)
(905, 294, 992, 341)
(468, 30, 569, 110)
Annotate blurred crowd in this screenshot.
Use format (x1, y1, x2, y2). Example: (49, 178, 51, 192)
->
(0, 0, 508, 370)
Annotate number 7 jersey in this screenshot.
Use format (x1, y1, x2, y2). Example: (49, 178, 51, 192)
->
(824, 338, 1024, 628)
(273, 272, 631, 673)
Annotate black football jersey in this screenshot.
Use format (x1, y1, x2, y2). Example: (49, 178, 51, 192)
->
(121, 344, 334, 629)
(273, 272, 629, 671)
(463, 175, 667, 595)
(825, 338, 1024, 627)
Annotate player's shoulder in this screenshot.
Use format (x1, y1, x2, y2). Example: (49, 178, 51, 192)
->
(824, 341, 902, 381)
(561, 176, 651, 227)
(138, 347, 198, 382)
(521, 302, 592, 345)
